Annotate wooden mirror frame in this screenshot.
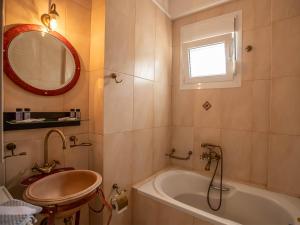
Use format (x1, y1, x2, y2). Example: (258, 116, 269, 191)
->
(3, 24, 81, 96)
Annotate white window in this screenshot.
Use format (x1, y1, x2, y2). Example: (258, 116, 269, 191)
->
(180, 11, 242, 89)
(189, 42, 226, 78)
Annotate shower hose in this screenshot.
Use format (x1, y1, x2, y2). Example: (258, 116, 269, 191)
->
(207, 145, 223, 211)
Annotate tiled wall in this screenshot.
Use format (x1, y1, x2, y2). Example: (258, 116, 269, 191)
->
(103, 0, 172, 224)
(2, 0, 104, 224)
(171, 0, 300, 197)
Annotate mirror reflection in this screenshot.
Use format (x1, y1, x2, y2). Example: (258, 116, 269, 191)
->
(8, 31, 75, 90)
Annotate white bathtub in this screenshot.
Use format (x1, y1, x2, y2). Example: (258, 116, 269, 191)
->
(133, 169, 300, 225)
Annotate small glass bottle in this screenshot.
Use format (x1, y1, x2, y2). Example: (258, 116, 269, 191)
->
(24, 108, 31, 120)
(70, 109, 76, 118)
(75, 109, 81, 120)
(16, 108, 23, 121)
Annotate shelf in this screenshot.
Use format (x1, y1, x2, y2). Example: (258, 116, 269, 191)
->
(3, 112, 81, 131)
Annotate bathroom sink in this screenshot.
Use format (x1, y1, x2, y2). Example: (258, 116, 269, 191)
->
(24, 170, 102, 206)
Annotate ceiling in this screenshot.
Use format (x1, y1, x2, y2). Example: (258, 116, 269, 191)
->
(153, 0, 233, 20)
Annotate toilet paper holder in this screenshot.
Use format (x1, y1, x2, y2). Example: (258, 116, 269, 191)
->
(111, 184, 128, 214)
(112, 183, 126, 194)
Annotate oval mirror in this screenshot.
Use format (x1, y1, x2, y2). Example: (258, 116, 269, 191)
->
(3, 25, 80, 96)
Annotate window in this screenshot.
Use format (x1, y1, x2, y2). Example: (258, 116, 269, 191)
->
(182, 33, 235, 84)
(180, 11, 242, 89)
(189, 42, 226, 78)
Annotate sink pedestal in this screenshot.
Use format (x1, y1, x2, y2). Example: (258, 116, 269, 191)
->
(41, 188, 99, 225)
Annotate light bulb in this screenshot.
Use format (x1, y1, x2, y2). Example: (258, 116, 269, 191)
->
(49, 17, 57, 31)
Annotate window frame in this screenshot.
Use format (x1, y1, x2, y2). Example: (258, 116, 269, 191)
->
(179, 10, 242, 90)
(182, 33, 235, 84)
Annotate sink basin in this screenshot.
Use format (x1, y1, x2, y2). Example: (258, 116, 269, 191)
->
(24, 170, 102, 206)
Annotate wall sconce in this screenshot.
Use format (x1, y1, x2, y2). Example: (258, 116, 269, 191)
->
(41, 0, 59, 31)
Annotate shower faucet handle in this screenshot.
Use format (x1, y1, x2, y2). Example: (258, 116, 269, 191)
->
(200, 151, 220, 160)
(200, 152, 210, 160)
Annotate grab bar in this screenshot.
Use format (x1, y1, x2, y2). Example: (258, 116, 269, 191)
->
(165, 149, 192, 160)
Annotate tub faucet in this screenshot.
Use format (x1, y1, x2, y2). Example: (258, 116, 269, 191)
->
(32, 129, 67, 174)
(200, 143, 221, 171)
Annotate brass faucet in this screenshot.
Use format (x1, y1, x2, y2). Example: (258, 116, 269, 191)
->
(32, 129, 67, 174)
(200, 143, 221, 171)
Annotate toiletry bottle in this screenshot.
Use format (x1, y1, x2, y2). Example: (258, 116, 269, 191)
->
(70, 109, 75, 118)
(16, 108, 23, 121)
(24, 108, 31, 120)
(76, 109, 81, 120)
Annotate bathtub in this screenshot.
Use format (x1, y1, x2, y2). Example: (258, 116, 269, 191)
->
(133, 169, 300, 225)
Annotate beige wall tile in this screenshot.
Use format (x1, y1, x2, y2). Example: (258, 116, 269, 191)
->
(89, 70, 104, 135)
(134, 0, 156, 80)
(221, 129, 252, 182)
(132, 129, 154, 183)
(133, 78, 154, 130)
(194, 89, 221, 129)
(104, 71, 133, 134)
(155, 8, 172, 84)
(4, 76, 64, 112)
(4, 128, 60, 143)
(154, 82, 171, 127)
(88, 133, 103, 174)
(72, 0, 92, 9)
(268, 134, 300, 196)
(153, 127, 171, 172)
(272, 16, 300, 78)
(242, 26, 271, 80)
(106, 0, 135, 17)
(252, 80, 270, 132)
(250, 132, 268, 186)
(271, 0, 300, 22)
(172, 45, 181, 87)
(63, 121, 89, 135)
(65, 0, 92, 70)
(193, 128, 221, 171)
(89, 0, 105, 71)
(5, 0, 52, 28)
(221, 81, 253, 131)
(242, 0, 271, 31)
(63, 70, 90, 120)
(172, 88, 195, 126)
(105, 1, 135, 75)
(103, 132, 133, 190)
(270, 77, 300, 135)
